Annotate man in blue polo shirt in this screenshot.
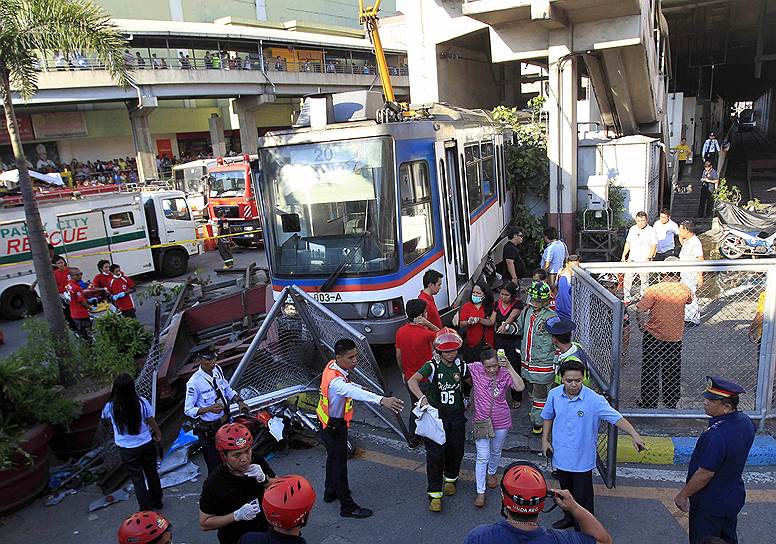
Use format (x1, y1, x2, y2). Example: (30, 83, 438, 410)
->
(674, 376, 756, 544)
(541, 360, 646, 530)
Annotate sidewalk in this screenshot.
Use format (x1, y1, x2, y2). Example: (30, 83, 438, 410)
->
(355, 353, 776, 467)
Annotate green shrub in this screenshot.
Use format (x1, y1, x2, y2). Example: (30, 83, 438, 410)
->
(86, 312, 153, 380)
(0, 319, 79, 470)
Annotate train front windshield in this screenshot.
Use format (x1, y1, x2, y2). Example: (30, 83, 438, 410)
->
(260, 137, 397, 278)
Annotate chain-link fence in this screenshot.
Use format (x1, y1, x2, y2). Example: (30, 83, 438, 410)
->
(571, 266, 623, 488)
(580, 260, 776, 427)
(229, 286, 407, 439)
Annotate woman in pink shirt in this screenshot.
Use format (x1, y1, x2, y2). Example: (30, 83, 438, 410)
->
(469, 348, 524, 508)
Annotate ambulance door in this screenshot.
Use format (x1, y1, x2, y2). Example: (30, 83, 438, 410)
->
(103, 203, 154, 276)
(56, 210, 107, 281)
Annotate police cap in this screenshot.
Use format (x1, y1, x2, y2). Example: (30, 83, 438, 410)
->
(545, 316, 576, 336)
(702, 376, 745, 400)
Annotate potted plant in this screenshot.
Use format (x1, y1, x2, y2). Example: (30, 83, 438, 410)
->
(50, 312, 153, 457)
(0, 320, 78, 514)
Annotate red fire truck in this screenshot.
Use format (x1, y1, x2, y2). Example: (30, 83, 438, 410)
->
(206, 155, 262, 246)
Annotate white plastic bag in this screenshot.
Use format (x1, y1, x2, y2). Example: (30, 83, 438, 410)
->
(413, 401, 446, 445)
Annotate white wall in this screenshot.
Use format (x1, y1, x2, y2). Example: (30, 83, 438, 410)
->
(666, 92, 684, 149)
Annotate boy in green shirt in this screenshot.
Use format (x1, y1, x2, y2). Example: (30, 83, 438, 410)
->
(408, 327, 471, 513)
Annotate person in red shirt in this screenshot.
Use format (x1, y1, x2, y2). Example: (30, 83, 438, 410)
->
(395, 299, 438, 447)
(66, 267, 92, 338)
(52, 255, 70, 294)
(456, 282, 496, 364)
(419, 269, 444, 329)
(92, 259, 112, 290)
(108, 264, 137, 318)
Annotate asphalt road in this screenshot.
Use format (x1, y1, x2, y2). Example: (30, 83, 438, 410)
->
(2, 422, 775, 544)
(0, 245, 268, 357)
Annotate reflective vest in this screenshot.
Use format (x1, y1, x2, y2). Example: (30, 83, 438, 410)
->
(316, 361, 354, 429)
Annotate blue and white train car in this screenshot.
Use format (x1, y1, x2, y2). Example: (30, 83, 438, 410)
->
(254, 103, 512, 343)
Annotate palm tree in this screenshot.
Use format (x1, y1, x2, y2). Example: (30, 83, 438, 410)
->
(0, 0, 132, 384)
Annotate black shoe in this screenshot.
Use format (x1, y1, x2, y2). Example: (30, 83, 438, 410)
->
(552, 517, 575, 530)
(151, 502, 163, 510)
(323, 493, 337, 503)
(340, 507, 373, 519)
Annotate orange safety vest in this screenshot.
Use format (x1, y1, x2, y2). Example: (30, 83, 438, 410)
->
(316, 360, 354, 429)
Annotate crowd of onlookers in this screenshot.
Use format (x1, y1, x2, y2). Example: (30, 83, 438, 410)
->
(35, 48, 409, 77)
(0, 152, 226, 188)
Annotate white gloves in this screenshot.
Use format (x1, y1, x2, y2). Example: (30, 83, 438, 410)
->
(233, 500, 261, 522)
(244, 464, 266, 483)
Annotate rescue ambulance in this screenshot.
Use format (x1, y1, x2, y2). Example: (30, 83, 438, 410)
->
(0, 185, 199, 319)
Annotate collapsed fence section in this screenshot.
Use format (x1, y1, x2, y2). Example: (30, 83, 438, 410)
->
(229, 285, 407, 438)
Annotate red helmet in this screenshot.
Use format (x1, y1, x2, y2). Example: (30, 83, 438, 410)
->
(501, 462, 549, 515)
(262, 475, 317, 529)
(433, 327, 463, 351)
(117, 511, 170, 544)
(215, 422, 253, 453)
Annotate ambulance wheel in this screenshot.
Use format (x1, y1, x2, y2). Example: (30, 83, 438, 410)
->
(1, 286, 37, 320)
(162, 249, 188, 277)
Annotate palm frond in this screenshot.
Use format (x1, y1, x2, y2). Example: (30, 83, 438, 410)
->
(0, 0, 133, 100)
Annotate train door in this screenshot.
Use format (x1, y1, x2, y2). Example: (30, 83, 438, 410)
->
(435, 140, 469, 300)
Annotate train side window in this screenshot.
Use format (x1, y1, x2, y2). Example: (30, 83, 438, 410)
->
(481, 142, 494, 200)
(399, 161, 434, 265)
(464, 144, 482, 212)
(439, 158, 453, 265)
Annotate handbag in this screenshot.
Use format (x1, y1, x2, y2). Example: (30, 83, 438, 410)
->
(413, 402, 446, 445)
(472, 373, 497, 440)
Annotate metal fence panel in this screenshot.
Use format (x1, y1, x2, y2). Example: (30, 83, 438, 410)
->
(571, 266, 624, 488)
(582, 260, 775, 423)
(230, 286, 406, 438)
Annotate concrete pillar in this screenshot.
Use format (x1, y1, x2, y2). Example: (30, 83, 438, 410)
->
(546, 31, 578, 249)
(127, 97, 159, 181)
(208, 114, 227, 158)
(232, 95, 276, 156)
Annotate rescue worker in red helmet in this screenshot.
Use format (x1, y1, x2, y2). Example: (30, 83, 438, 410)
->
(118, 511, 172, 544)
(239, 475, 317, 544)
(408, 327, 472, 513)
(464, 462, 612, 544)
(199, 422, 276, 544)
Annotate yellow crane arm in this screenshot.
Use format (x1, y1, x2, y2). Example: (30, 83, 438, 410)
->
(359, 0, 396, 104)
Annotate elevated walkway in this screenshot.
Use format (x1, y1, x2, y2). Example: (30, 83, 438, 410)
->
(19, 68, 408, 105)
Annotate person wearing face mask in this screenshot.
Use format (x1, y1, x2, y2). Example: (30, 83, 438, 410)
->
(456, 282, 496, 364)
(92, 259, 112, 290)
(469, 348, 525, 508)
(107, 264, 137, 318)
(199, 423, 276, 544)
(542, 360, 646, 531)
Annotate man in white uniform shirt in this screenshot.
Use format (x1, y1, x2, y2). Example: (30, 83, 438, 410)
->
(621, 211, 657, 304)
(653, 209, 680, 260)
(185, 349, 249, 473)
(679, 220, 704, 326)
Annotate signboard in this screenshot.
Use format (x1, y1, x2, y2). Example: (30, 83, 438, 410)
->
(31, 112, 88, 139)
(0, 115, 34, 145)
(156, 138, 173, 159)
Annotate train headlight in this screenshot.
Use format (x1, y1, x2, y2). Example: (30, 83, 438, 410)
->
(369, 302, 386, 318)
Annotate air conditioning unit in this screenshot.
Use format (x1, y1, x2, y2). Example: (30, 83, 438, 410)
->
(586, 175, 609, 211)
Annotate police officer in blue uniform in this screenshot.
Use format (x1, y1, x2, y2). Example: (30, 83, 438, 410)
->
(674, 376, 756, 544)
